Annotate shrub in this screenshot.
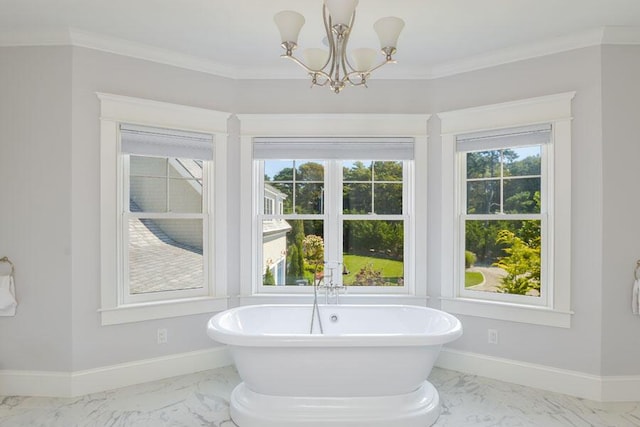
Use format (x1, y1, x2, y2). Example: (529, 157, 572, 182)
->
(353, 263, 386, 286)
(465, 250, 477, 268)
(263, 266, 275, 286)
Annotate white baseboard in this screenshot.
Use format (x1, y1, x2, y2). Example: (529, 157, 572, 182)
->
(436, 348, 640, 402)
(0, 346, 232, 398)
(3, 346, 640, 402)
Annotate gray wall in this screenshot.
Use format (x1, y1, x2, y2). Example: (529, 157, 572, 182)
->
(69, 48, 236, 370)
(0, 47, 74, 371)
(601, 45, 640, 376)
(423, 48, 604, 374)
(0, 42, 635, 378)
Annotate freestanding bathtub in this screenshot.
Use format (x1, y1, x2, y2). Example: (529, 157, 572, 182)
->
(207, 304, 462, 427)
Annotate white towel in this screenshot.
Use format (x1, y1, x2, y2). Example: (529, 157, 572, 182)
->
(0, 274, 17, 316)
(633, 279, 640, 315)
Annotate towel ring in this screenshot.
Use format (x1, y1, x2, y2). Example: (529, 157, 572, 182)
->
(635, 260, 640, 280)
(0, 257, 14, 276)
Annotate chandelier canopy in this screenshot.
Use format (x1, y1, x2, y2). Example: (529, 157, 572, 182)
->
(274, 0, 404, 94)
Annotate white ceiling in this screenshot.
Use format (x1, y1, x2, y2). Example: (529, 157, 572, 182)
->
(2, 0, 640, 79)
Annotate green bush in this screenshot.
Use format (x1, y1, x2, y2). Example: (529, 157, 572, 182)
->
(465, 250, 477, 268)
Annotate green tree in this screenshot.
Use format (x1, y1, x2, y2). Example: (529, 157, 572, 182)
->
(286, 244, 302, 283)
(343, 161, 403, 215)
(493, 228, 541, 295)
(263, 266, 275, 286)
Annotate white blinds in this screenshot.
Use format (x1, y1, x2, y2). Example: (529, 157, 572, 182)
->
(120, 124, 213, 160)
(253, 137, 414, 160)
(456, 124, 551, 152)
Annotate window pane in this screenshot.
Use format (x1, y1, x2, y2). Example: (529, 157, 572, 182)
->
(467, 180, 500, 214)
(265, 160, 293, 182)
(464, 219, 541, 297)
(130, 177, 167, 212)
(130, 155, 204, 214)
(295, 183, 324, 214)
(504, 146, 541, 177)
(343, 161, 372, 182)
(504, 178, 541, 214)
(374, 183, 403, 214)
(296, 160, 324, 181)
(343, 183, 372, 214)
(168, 178, 202, 213)
(466, 151, 501, 179)
(262, 219, 324, 286)
(131, 155, 167, 177)
(169, 159, 203, 180)
(342, 220, 404, 286)
(268, 183, 293, 214)
(373, 161, 403, 181)
(128, 218, 203, 294)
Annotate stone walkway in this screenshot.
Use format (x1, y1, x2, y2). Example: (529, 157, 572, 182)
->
(467, 266, 507, 292)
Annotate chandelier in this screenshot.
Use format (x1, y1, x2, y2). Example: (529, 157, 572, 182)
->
(274, 0, 404, 94)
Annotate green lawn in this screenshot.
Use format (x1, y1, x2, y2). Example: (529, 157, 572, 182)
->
(342, 254, 403, 285)
(465, 271, 484, 287)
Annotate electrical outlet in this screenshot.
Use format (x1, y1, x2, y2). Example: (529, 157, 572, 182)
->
(488, 329, 498, 344)
(157, 328, 168, 344)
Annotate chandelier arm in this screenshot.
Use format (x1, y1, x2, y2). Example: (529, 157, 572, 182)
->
(342, 55, 395, 86)
(342, 10, 357, 74)
(321, 5, 334, 72)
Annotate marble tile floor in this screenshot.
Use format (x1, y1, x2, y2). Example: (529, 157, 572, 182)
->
(1, 365, 639, 427)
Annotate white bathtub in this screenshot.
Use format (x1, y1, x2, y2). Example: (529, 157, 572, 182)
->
(207, 304, 462, 427)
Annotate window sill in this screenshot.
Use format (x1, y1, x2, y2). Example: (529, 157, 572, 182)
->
(239, 293, 429, 306)
(99, 296, 228, 325)
(440, 297, 572, 328)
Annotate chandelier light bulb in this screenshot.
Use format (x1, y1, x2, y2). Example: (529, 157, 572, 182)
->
(350, 48, 378, 72)
(303, 48, 330, 71)
(274, 10, 306, 44)
(374, 16, 405, 49)
(323, 0, 359, 27)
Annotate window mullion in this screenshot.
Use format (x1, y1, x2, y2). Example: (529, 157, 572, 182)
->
(326, 160, 339, 276)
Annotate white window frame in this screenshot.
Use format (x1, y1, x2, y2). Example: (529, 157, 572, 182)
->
(98, 93, 229, 325)
(255, 158, 412, 295)
(238, 114, 429, 306)
(438, 92, 575, 328)
(121, 153, 211, 305)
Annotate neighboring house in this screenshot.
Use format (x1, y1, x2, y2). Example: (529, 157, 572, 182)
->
(128, 158, 204, 293)
(262, 184, 291, 285)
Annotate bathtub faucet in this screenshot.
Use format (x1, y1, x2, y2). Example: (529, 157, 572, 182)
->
(321, 262, 346, 304)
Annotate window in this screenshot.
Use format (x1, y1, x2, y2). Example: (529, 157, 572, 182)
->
(438, 93, 574, 327)
(458, 125, 548, 305)
(238, 114, 429, 304)
(98, 93, 229, 325)
(121, 125, 211, 304)
(253, 137, 414, 295)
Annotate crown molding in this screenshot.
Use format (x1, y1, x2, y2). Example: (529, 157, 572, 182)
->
(426, 27, 607, 79)
(68, 29, 239, 79)
(1, 26, 639, 80)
